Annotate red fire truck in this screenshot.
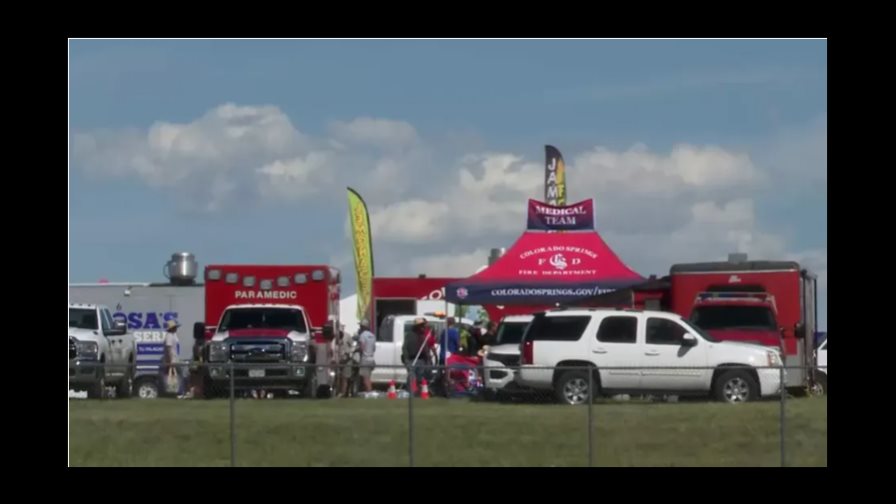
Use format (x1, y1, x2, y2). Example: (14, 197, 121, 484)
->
(201, 264, 341, 398)
(669, 256, 819, 392)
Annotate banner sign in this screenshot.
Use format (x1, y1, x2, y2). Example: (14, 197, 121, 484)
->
(527, 199, 594, 231)
(544, 145, 567, 205)
(347, 187, 374, 323)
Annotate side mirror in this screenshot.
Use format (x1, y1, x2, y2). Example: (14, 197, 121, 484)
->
(108, 321, 127, 336)
(794, 322, 806, 340)
(682, 334, 698, 347)
(193, 322, 206, 342)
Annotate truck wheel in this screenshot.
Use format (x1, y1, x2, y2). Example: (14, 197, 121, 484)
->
(554, 370, 593, 405)
(135, 377, 159, 399)
(116, 370, 134, 399)
(316, 384, 333, 399)
(810, 371, 827, 396)
(87, 373, 106, 400)
(303, 369, 319, 399)
(713, 369, 759, 403)
(200, 373, 224, 399)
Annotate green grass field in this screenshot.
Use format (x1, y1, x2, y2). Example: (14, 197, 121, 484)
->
(69, 396, 827, 467)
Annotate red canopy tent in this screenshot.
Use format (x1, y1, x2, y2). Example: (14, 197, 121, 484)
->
(445, 229, 645, 318)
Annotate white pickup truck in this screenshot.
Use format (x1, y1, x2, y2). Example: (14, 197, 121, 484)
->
(371, 314, 474, 386)
(483, 315, 533, 397)
(516, 308, 784, 404)
(69, 303, 135, 399)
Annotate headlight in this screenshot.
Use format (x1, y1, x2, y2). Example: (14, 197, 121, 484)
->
(767, 350, 782, 367)
(209, 342, 229, 362)
(76, 341, 98, 360)
(290, 341, 308, 362)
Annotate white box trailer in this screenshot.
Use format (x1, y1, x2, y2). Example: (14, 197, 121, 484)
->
(68, 282, 204, 362)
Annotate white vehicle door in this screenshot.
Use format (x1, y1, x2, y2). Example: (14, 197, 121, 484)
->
(592, 314, 643, 390)
(393, 322, 409, 384)
(817, 339, 827, 376)
(640, 316, 709, 391)
(373, 318, 398, 384)
(112, 307, 135, 367)
(99, 308, 124, 377)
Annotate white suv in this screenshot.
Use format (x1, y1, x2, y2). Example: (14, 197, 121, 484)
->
(515, 308, 783, 405)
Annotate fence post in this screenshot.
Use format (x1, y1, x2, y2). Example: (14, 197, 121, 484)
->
(230, 361, 236, 468)
(408, 365, 414, 468)
(779, 365, 786, 468)
(588, 366, 593, 468)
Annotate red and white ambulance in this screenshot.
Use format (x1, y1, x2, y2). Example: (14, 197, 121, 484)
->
(201, 264, 341, 398)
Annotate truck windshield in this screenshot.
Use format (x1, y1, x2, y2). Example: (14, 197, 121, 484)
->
(679, 318, 719, 343)
(691, 306, 777, 331)
(496, 322, 529, 345)
(219, 308, 307, 333)
(69, 308, 99, 330)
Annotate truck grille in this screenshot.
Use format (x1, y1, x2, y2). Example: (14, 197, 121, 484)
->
(230, 340, 287, 363)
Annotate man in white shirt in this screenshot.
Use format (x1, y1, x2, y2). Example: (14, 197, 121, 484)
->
(162, 319, 182, 397)
(357, 319, 376, 393)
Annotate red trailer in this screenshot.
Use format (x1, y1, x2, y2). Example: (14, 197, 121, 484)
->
(372, 276, 459, 331)
(669, 257, 818, 391)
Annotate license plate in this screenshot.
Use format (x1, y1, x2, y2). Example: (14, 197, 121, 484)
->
(249, 369, 265, 378)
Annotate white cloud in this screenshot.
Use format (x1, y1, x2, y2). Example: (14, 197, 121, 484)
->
(329, 117, 419, 151)
(368, 142, 764, 242)
(407, 248, 491, 277)
(256, 152, 334, 200)
(72, 104, 825, 326)
(72, 104, 428, 212)
(360, 138, 824, 327)
(369, 200, 451, 243)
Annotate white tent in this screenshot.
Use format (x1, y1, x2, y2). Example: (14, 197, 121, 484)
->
(339, 294, 360, 335)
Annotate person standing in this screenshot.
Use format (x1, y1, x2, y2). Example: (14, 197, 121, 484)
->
(357, 319, 376, 393)
(403, 318, 434, 395)
(336, 325, 356, 398)
(161, 319, 182, 397)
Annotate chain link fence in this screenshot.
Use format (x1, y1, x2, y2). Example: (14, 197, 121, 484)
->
(68, 362, 827, 467)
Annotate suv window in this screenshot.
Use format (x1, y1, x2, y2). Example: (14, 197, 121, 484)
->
(647, 317, 688, 345)
(596, 316, 637, 344)
(496, 321, 529, 345)
(526, 315, 590, 342)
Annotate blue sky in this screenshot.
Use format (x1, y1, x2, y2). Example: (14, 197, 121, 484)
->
(69, 39, 827, 327)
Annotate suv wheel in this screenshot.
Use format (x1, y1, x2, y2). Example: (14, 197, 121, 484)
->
(713, 369, 759, 403)
(554, 370, 593, 405)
